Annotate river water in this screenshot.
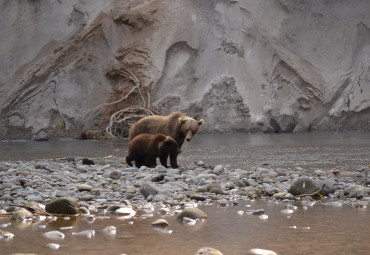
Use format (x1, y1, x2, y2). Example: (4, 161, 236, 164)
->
(1, 132, 370, 254)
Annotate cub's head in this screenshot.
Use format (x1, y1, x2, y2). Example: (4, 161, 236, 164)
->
(178, 117, 203, 142)
(160, 136, 181, 155)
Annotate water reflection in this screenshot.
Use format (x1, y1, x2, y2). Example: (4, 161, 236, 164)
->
(1, 200, 369, 255)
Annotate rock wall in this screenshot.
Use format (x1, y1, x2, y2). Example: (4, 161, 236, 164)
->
(1, 0, 370, 139)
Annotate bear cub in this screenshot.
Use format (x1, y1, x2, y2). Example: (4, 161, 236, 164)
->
(126, 134, 181, 169)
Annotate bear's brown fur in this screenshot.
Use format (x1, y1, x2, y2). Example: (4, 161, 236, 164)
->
(126, 134, 181, 168)
(129, 112, 203, 148)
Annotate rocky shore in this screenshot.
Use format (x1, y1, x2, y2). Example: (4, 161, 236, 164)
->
(0, 156, 369, 254)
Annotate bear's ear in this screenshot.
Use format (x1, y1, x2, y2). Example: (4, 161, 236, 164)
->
(198, 119, 203, 125)
(178, 118, 186, 126)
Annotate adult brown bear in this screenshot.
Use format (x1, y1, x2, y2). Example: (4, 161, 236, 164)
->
(129, 112, 203, 147)
(126, 134, 181, 168)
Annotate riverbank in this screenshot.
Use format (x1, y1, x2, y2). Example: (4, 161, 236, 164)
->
(1, 132, 370, 254)
(1, 154, 369, 254)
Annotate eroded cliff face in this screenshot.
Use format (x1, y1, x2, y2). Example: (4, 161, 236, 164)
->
(1, 0, 369, 139)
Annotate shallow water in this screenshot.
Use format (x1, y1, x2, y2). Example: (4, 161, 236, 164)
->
(1, 131, 370, 171)
(1, 132, 370, 254)
(0, 200, 369, 255)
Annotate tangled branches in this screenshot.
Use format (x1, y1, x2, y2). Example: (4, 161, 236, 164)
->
(81, 68, 153, 137)
(106, 106, 153, 137)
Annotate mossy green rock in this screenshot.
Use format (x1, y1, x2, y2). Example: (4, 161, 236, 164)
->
(288, 176, 320, 196)
(241, 187, 261, 199)
(10, 208, 33, 221)
(45, 197, 79, 215)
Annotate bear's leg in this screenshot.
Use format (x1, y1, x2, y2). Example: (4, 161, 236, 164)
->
(135, 159, 143, 168)
(169, 154, 179, 169)
(159, 153, 169, 168)
(126, 155, 133, 166)
(145, 157, 157, 168)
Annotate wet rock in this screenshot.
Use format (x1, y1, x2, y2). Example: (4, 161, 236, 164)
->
(152, 194, 171, 203)
(115, 207, 136, 217)
(0, 230, 15, 240)
(217, 199, 228, 207)
(213, 165, 224, 175)
(79, 194, 95, 201)
(82, 158, 94, 165)
(262, 183, 279, 196)
(182, 217, 197, 225)
(76, 166, 88, 173)
(244, 178, 258, 187)
(190, 193, 207, 201)
(272, 192, 288, 200)
(151, 219, 169, 227)
(151, 174, 165, 182)
(247, 248, 278, 255)
(209, 188, 224, 195)
(259, 214, 269, 220)
(254, 168, 269, 179)
(10, 208, 33, 221)
(72, 230, 95, 238)
(110, 170, 121, 179)
(45, 197, 79, 215)
(78, 206, 89, 214)
(267, 171, 278, 178)
(231, 178, 246, 188)
(177, 208, 208, 221)
(25, 194, 43, 203)
(275, 192, 296, 201)
(195, 247, 223, 255)
(0, 164, 7, 171)
(275, 168, 288, 176)
(43, 230, 65, 240)
(46, 243, 61, 250)
(77, 184, 93, 192)
(344, 185, 370, 199)
(106, 205, 121, 213)
(246, 209, 265, 216)
(239, 187, 261, 199)
(102, 226, 117, 235)
(5, 206, 20, 213)
(196, 161, 205, 167)
(206, 181, 222, 192)
(140, 182, 162, 198)
(276, 176, 288, 182)
(288, 176, 321, 196)
(25, 201, 45, 212)
(35, 163, 49, 170)
(318, 179, 336, 196)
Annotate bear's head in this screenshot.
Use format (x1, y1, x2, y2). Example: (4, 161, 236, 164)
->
(178, 117, 203, 142)
(160, 136, 181, 155)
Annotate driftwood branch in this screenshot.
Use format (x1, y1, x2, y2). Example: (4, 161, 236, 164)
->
(83, 69, 144, 117)
(323, 170, 340, 175)
(8, 204, 51, 216)
(81, 67, 153, 137)
(104, 148, 119, 159)
(296, 184, 325, 198)
(105, 106, 153, 137)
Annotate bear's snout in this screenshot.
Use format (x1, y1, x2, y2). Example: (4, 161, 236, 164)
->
(185, 130, 193, 142)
